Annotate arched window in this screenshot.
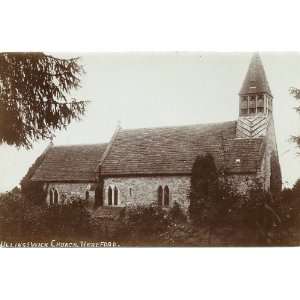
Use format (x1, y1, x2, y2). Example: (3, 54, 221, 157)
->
(49, 189, 54, 206)
(158, 186, 163, 206)
(108, 186, 113, 206)
(85, 190, 89, 201)
(54, 189, 59, 205)
(114, 186, 118, 206)
(164, 186, 170, 207)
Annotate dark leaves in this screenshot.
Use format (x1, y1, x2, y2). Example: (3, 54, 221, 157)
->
(289, 87, 300, 152)
(189, 153, 219, 224)
(0, 52, 87, 148)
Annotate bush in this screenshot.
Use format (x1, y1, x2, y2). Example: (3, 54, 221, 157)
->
(169, 201, 187, 223)
(42, 202, 92, 241)
(115, 204, 170, 245)
(189, 153, 219, 225)
(0, 191, 92, 242)
(1, 177, 300, 246)
(20, 150, 48, 205)
(0, 187, 24, 240)
(113, 202, 191, 246)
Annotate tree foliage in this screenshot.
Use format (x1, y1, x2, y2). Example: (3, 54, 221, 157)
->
(189, 153, 219, 224)
(0, 52, 87, 148)
(187, 154, 300, 245)
(289, 87, 300, 150)
(116, 203, 187, 245)
(0, 192, 92, 243)
(120, 205, 170, 240)
(270, 151, 282, 196)
(20, 148, 48, 204)
(1, 182, 300, 245)
(293, 179, 300, 200)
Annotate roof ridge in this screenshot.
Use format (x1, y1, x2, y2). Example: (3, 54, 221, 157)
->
(51, 142, 108, 148)
(119, 120, 237, 132)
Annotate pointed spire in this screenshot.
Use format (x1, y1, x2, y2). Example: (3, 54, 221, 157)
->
(239, 53, 272, 96)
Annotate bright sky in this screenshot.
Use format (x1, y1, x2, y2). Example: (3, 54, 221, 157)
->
(0, 52, 299, 192)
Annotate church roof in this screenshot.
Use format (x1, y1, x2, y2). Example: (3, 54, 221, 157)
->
(31, 143, 107, 182)
(30, 122, 266, 182)
(223, 138, 265, 174)
(100, 121, 265, 176)
(239, 53, 272, 96)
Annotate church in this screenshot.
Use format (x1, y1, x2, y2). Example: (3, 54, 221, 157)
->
(29, 53, 282, 210)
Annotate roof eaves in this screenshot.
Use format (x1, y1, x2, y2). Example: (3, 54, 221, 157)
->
(101, 172, 192, 177)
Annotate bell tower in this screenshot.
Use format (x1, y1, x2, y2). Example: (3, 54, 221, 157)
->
(237, 53, 273, 138)
(236, 53, 282, 193)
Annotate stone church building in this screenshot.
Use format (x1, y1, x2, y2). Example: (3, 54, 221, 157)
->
(29, 53, 282, 210)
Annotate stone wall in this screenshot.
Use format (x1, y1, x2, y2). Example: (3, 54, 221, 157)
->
(226, 174, 259, 194)
(44, 172, 269, 209)
(103, 176, 191, 210)
(45, 182, 95, 207)
(103, 174, 263, 209)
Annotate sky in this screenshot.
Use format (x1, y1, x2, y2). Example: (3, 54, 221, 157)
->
(0, 52, 299, 192)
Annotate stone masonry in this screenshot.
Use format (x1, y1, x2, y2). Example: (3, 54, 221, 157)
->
(46, 182, 95, 207)
(103, 176, 191, 209)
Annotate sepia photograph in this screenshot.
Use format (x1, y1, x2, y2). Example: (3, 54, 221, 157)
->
(2, 1, 300, 300)
(0, 52, 299, 247)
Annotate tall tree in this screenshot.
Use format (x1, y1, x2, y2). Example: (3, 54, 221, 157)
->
(289, 87, 300, 150)
(189, 153, 219, 225)
(0, 52, 87, 148)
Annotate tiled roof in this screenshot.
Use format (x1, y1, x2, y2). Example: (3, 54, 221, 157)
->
(239, 53, 272, 96)
(31, 143, 107, 182)
(30, 122, 266, 182)
(223, 138, 265, 174)
(100, 121, 265, 176)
